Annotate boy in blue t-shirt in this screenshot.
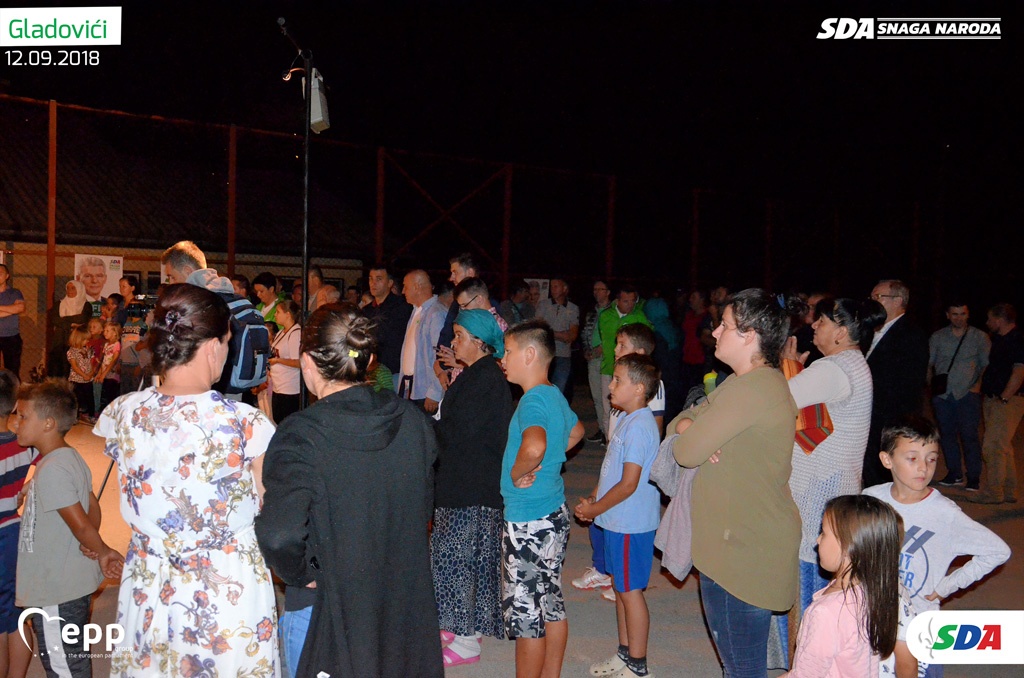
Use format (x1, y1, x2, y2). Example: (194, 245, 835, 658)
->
(500, 320, 584, 678)
(575, 353, 662, 678)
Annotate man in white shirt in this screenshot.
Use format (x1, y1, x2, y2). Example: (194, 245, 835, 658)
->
(398, 270, 445, 413)
(537, 278, 580, 400)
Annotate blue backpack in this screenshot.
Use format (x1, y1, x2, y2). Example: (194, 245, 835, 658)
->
(214, 294, 270, 393)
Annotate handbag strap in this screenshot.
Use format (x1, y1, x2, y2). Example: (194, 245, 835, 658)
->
(946, 330, 968, 372)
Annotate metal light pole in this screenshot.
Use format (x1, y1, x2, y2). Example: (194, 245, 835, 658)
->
(278, 17, 318, 408)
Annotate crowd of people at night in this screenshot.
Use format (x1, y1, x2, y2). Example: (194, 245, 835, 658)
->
(0, 242, 1019, 678)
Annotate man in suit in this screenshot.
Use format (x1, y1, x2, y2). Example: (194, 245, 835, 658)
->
(864, 279, 930, 485)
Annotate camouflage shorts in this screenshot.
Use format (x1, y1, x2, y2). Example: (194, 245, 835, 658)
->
(501, 504, 570, 639)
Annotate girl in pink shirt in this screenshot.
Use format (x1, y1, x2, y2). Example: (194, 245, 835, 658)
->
(785, 495, 902, 678)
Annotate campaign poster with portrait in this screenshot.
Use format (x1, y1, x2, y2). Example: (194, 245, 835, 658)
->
(74, 253, 123, 314)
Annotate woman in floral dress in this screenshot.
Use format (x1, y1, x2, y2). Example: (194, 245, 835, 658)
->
(95, 284, 279, 677)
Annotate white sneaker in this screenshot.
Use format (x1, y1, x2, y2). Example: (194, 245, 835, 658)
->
(572, 566, 612, 590)
(602, 587, 617, 602)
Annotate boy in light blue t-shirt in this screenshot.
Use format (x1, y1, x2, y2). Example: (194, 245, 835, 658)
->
(574, 323, 664, 600)
(499, 320, 584, 678)
(575, 353, 662, 678)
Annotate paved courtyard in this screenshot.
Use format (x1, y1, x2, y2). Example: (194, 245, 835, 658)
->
(23, 387, 1024, 677)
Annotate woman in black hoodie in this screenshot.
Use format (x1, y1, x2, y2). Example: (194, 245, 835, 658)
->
(256, 303, 443, 678)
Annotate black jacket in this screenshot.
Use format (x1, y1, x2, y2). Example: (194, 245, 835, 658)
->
(255, 385, 442, 678)
(433, 357, 512, 509)
(868, 314, 929, 425)
(363, 292, 413, 375)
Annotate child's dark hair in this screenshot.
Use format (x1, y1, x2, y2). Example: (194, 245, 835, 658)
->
(149, 283, 230, 377)
(301, 303, 377, 384)
(0, 368, 20, 417)
(505, 319, 555, 363)
(881, 416, 939, 455)
(615, 354, 660, 402)
(616, 323, 656, 355)
(107, 292, 125, 308)
(823, 495, 903, 658)
(17, 379, 78, 434)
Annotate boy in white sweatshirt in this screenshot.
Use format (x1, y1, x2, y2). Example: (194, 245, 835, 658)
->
(863, 417, 1010, 678)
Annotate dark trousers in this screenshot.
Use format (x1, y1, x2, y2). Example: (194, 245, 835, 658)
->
(29, 593, 93, 678)
(0, 333, 22, 379)
(72, 381, 94, 418)
(100, 378, 120, 413)
(550, 357, 572, 401)
(863, 418, 893, 487)
(272, 392, 302, 423)
(933, 392, 983, 484)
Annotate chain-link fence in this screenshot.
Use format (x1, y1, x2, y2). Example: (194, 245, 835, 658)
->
(3, 93, 1019, 382)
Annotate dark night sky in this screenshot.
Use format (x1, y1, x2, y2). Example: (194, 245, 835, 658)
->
(2, 1, 1019, 310)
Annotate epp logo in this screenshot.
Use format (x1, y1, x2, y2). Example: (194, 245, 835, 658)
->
(908, 611, 1024, 664)
(817, 18, 874, 39)
(17, 607, 124, 653)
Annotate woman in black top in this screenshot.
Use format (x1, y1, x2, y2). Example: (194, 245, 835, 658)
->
(432, 308, 514, 666)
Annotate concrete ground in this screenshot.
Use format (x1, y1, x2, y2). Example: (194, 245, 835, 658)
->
(25, 387, 1024, 677)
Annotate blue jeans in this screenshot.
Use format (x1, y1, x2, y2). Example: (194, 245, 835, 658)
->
(280, 606, 313, 678)
(799, 559, 829, 612)
(933, 392, 983, 483)
(550, 357, 572, 400)
(699, 574, 772, 678)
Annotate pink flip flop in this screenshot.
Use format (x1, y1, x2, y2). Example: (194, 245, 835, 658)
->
(442, 646, 481, 667)
(440, 630, 455, 647)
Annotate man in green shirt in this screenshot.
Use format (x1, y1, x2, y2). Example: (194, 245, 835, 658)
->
(597, 284, 652, 434)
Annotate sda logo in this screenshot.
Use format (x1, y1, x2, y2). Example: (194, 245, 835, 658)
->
(817, 18, 874, 39)
(907, 611, 1024, 664)
(932, 624, 1000, 650)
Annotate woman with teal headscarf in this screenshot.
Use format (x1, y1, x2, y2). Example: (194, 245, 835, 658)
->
(431, 309, 514, 666)
(643, 297, 685, 420)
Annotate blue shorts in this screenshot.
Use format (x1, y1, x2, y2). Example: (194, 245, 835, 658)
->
(0, 522, 21, 634)
(602, 529, 656, 593)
